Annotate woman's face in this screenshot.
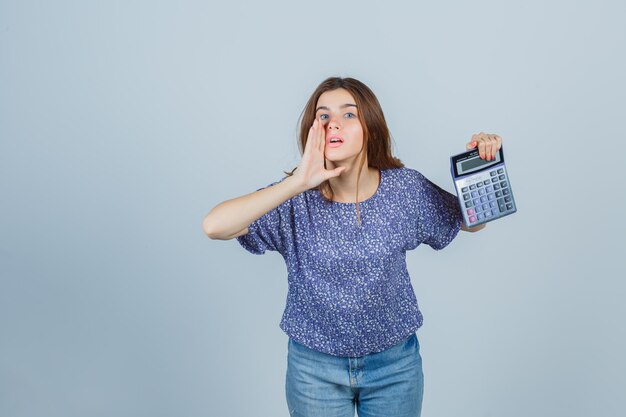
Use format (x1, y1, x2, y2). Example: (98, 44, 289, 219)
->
(315, 88, 364, 165)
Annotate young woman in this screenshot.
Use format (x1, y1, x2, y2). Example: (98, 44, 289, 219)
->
(203, 77, 502, 417)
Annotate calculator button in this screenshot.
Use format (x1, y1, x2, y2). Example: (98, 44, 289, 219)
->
(469, 215, 477, 223)
(490, 201, 497, 208)
(500, 181, 508, 188)
(491, 178, 498, 183)
(483, 180, 490, 186)
(490, 171, 497, 177)
(504, 196, 511, 203)
(498, 174, 506, 180)
(467, 208, 475, 215)
(498, 198, 506, 213)
(502, 188, 510, 196)
(484, 210, 492, 217)
(506, 203, 513, 210)
(473, 198, 480, 206)
(465, 201, 472, 208)
(488, 194, 495, 201)
(497, 168, 504, 174)
(481, 196, 488, 203)
(462, 186, 468, 192)
(482, 203, 489, 211)
(463, 193, 470, 200)
(486, 186, 493, 193)
(477, 213, 484, 220)
(495, 191, 502, 198)
(475, 204, 483, 212)
(493, 184, 500, 190)
(477, 182, 483, 188)
(479, 189, 485, 196)
(470, 184, 476, 190)
(471, 191, 478, 198)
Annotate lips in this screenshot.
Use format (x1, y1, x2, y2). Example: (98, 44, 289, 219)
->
(326, 135, 344, 148)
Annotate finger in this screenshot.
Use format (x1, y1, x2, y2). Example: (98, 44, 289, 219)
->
(490, 135, 497, 159)
(485, 135, 494, 160)
(325, 166, 346, 179)
(489, 135, 498, 160)
(310, 116, 321, 153)
(466, 140, 477, 150)
(318, 116, 326, 152)
(478, 139, 487, 159)
(495, 135, 502, 151)
(480, 133, 492, 160)
(303, 119, 316, 155)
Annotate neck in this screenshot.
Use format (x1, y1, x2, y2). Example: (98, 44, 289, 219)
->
(325, 158, 379, 203)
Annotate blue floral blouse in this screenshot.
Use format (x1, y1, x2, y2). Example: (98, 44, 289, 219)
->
(236, 167, 462, 357)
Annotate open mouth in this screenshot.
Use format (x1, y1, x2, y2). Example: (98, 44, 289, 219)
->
(327, 137, 344, 147)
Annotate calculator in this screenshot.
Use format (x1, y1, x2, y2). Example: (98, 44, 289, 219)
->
(450, 146, 516, 227)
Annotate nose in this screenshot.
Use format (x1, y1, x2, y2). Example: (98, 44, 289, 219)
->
(326, 116, 341, 130)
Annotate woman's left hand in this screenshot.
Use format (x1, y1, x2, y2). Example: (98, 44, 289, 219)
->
(466, 132, 502, 161)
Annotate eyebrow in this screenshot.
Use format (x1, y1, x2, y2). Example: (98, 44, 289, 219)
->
(315, 103, 358, 112)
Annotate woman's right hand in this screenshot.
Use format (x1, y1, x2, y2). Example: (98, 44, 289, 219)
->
(292, 116, 346, 190)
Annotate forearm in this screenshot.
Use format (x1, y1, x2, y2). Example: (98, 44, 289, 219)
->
(203, 175, 306, 240)
(461, 222, 486, 232)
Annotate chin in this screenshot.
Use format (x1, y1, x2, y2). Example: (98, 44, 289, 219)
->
(325, 152, 360, 164)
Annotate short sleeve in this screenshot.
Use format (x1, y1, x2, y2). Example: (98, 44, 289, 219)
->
(236, 177, 292, 255)
(414, 171, 463, 250)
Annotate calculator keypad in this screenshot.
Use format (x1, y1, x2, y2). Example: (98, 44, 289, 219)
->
(455, 165, 516, 226)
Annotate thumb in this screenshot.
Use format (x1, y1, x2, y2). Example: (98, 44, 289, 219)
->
(326, 166, 346, 179)
(466, 140, 477, 150)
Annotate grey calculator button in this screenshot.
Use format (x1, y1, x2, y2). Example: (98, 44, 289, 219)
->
(485, 210, 492, 217)
(462, 186, 468, 192)
(497, 168, 504, 174)
(486, 186, 493, 193)
(498, 198, 506, 213)
(477, 213, 484, 220)
(482, 203, 489, 211)
(506, 203, 513, 210)
(473, 199, 480, 206)
(504, 196, 511, 203)
(490, 201, 497, 208)
(500, 181, 508, 188)
(494, 184, 500, 190)
(503, 188, 510, 196)
(471, 191, 478, 198)
(498, 174, 506, 180)
(495, 191, 502, 197)
(463, 193, 470, 200)
(483, 180, 490, 186)
(479, 189, 485, 196)
(490, 171, 497, 177)
(477, 182, 483, 187)
(481, 196, 488, 203)
(475, 204, 483, 212)
(491, 178, 498, 183)
(470, 184, 476, 190)
(465, 201, 472, 208)
(488, 194, 495, 201)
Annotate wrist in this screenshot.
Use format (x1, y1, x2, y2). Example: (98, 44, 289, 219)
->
(283, 174, 308, 196)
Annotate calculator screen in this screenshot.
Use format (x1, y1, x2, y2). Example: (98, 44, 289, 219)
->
(453, 149, 502, 176)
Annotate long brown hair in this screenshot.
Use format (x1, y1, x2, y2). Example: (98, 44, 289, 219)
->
(286, 77, 404, 225)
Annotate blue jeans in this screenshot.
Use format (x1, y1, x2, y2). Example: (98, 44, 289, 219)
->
(285, 333, 424, 417)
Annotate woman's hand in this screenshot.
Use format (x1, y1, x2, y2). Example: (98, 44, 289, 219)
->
(466, 132, 502, 161)
(292, 116, 346, 190)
